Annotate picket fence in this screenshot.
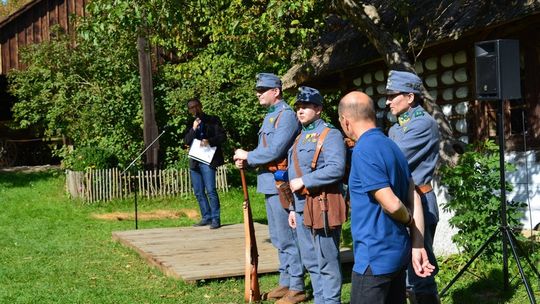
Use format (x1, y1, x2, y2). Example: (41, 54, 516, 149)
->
(66, 166, 229, 203)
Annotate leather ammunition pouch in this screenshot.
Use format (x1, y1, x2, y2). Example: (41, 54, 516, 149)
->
(276, 181, 295, 209)
(304, 184, 348, 230)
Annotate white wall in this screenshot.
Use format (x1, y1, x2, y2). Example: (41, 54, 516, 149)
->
(432, 150, 540, 257)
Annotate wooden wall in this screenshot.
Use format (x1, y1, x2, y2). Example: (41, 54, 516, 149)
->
(0, 0, 87, 75)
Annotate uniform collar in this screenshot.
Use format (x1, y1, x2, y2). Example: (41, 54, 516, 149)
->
(302, 118, 322, 131)
(267, 100, 285, 113)
(397, 105, 420, 126)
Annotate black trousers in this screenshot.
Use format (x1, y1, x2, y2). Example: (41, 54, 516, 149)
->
(350, 266, 406, 304)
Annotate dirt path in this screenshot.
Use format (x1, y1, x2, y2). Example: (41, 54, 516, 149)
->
(92, 209, 200, 221)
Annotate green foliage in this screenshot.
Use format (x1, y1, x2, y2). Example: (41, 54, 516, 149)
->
(440, 140, 526, 259)
(62, 146, 118, 170)
(8, 0, 328, 167)
(9, 24, 143, 166)
(157, 0, 326, 166)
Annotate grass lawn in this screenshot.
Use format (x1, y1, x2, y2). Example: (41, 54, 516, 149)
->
(0, 168, 538, 303)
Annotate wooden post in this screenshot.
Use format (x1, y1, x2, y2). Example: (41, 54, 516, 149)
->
(137, 35, 159, 169)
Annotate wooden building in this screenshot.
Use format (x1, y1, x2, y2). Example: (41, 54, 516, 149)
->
(0, 0, 87, 166)
(0, 0, 87, 75)
(282, 1, 540, 151)
(282, 1, 540, 228)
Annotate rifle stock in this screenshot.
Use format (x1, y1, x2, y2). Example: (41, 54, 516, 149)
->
(240, 168, 261, 303)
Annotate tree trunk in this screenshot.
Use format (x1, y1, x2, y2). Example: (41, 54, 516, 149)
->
(336, 0, 463, 164)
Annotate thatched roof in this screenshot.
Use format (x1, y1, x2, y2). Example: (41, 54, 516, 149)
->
(282, 0, 540, 90)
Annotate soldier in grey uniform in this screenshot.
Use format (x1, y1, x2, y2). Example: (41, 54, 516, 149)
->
(286, 87, 346, 304)
(234, 73, 306, 303)
(385, 70, 441, 304)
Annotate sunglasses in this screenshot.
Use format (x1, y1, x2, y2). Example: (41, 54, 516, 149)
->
(255, 87, 274, 94)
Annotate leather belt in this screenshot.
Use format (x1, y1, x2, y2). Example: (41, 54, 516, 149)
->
(416, 184, 433, 194)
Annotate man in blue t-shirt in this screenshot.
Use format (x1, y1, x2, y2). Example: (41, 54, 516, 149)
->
(338, 91, 434, 304)
(385, 70, 441, 304)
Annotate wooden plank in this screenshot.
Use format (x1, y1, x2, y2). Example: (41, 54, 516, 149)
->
(112, 223, 353, 282)
(48, 0, 58, 28)
(9, 25, 18, 70)
(42, 0, 49, 41)
(1, 36, 10, 74)
(33, 7, 42, 44)
(112, 223, 277, 282)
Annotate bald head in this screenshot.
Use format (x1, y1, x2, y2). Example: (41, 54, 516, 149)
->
(338, 91, 376, 122)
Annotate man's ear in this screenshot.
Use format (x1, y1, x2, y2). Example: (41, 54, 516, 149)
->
(272, 88, 281, 99)
(407, 93, 416, 105)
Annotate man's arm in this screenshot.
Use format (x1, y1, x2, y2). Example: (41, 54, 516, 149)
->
(371, 187, 411, 225)
(408, 179, 435, 277)
(207, 116, 226, 147)
(372, 181, 434, 277)
(183, 119, 196, 146)
(235, 110, 299, 166)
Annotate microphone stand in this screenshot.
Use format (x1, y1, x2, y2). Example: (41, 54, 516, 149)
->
(122, 127, 168, 230)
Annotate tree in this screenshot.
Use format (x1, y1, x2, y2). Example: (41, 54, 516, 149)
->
(8, 0, 471, 168)
(334, 0, 461, 163)
(8, 0, 327, 167)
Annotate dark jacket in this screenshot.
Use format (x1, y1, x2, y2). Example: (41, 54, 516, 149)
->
(183, 113, 226, 169)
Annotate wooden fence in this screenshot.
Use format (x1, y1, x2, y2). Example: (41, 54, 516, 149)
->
(66, 166, 229, 203)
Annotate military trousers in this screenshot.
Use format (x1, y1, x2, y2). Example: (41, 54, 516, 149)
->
(295, 211, 342, 304)
(265, 194, 305, 291)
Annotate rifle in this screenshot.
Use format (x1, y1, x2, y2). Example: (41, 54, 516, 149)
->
(240, 168, 261, 303)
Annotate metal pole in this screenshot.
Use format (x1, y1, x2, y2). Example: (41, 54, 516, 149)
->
(497, 101, 509, 290)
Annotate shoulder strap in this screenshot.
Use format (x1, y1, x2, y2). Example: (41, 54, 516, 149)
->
(262, 110, 284, 148)
(292, 134, 302, 177)
(310, 127, 331, 170)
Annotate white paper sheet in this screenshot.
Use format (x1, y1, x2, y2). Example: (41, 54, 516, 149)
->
(188, 138, 216, 165)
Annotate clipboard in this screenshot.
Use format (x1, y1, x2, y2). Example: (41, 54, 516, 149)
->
(188, 139, 217, 165)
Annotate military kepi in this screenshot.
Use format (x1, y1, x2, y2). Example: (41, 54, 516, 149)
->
(256, 73, 282, 90)
(386, 70, 422, 95)
(296, 86, 323, 106)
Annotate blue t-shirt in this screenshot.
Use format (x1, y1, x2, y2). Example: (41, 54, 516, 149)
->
(349, 128, 412, 275)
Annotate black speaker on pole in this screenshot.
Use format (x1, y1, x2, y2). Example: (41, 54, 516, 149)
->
(442, 39, 540, 303)
(475, 39, 521, 100)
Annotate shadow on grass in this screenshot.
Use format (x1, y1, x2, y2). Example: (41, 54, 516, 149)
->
(0, 169, 61, 188)
(444, 268, 518, 304)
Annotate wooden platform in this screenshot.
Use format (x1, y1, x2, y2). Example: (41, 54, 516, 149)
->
(112, 223, 280, 282)
(112, 223, 354, 282)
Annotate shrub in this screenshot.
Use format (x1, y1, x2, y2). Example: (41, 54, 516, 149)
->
(440, 139, 526, 259)
(63, 146, 118, 171)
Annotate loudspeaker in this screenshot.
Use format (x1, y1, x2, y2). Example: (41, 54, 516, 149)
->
(475, 39, 521, 100)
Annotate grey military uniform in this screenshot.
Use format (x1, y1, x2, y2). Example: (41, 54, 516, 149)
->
(389, 104, 440, 296)
(288, 118, 346, 304)
(246, 99, 304, 291)
(247, 100, 300, 194)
